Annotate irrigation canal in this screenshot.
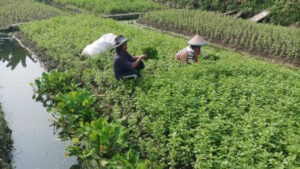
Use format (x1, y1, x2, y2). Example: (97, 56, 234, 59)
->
(0, 33, 77, 169)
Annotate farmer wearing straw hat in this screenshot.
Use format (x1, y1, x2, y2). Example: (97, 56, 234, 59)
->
(175, 35, 208, 64)
(113, 35, 147, 80)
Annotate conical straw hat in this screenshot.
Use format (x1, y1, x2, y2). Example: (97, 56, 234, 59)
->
(188, 35, 207, 46)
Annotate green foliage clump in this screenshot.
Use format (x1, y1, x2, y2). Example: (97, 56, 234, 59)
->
(54, 88, 97, 135)
(0, 105, 13, 169)
(0, 0, 68, 29)
(207, 53, 220, 61)
(138, 10, 300, 61)
(52, 0, 166, 14)
(270, 0, 300, 26)
(141, 46, 158, 59)
(67, 116, 149, 168)
(21, 15, 300, 168)
(32, 70, 77, 107)
(33, 70, 149, 168)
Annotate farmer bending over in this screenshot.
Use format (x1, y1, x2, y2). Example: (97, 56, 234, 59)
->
(175, 35, 208, 64)
(113, 35, 147, 80)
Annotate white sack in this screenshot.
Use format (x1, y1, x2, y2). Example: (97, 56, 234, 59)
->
(81, 33, 117, 56)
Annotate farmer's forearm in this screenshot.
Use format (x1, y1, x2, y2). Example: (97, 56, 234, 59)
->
(132, 56, 139, 61)
(132, 57, 142, 69)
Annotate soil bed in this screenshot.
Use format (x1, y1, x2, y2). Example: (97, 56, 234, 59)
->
(101, 12, 145, 20)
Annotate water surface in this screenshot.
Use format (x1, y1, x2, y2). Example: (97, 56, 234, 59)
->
(0, 33, 76, 169)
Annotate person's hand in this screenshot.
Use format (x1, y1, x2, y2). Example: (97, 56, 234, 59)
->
(140, 54, 147, 59)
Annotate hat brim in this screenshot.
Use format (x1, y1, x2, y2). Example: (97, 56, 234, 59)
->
(113, 39, 129, 48)
(191, 42, 208, 46)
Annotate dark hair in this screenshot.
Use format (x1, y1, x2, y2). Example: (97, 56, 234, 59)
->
(190, 45, 201, 50)
(116, 42, 127, 52)
(116, 45, 122, 52)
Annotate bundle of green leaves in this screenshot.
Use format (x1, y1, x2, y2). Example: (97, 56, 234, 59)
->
(207, 53, 220, 61)
(141, 46, 158, 59)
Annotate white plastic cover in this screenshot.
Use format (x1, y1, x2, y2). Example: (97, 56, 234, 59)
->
(81, 33, 117, 56)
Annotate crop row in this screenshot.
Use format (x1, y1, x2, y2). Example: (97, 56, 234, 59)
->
(0, 0, 67, 29)
(51, 0, 166, 14)
(137, 10, 300, 62)
(20, 15, 300, 168)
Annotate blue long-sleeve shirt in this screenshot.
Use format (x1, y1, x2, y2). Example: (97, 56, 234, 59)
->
(113, 51, 134, 80)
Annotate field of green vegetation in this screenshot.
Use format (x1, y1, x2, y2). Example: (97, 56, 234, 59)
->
(0, 0, 67, 29)
(154, 0, 300, 26)
(138, 10, 300, 64)
(155, 0, 275, 10)
(269, 0, 300, 26)
(0, 104, 13, 169)
(51, 0, 166, 14)
(19, 14, 300, 168)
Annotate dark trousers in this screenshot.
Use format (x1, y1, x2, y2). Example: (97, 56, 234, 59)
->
(136, 60, 145, 71)
(122, 61, 145, 79)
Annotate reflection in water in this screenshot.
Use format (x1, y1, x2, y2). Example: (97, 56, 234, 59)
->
(0, 33, 36, 70)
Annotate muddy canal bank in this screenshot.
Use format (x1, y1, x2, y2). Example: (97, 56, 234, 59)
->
(13, 32, 58, 72)
(0, 103, 13, 169)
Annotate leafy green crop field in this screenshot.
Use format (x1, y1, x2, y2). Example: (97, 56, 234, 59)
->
(138, 10, 300, 63)
(52, 0, 166, 14)
(0, 104, 13, 169)
(0, 0, 68, 29)
(20, 15, 300, 168)
(154, 0, 300, 26)
(155, 0, 275, 10)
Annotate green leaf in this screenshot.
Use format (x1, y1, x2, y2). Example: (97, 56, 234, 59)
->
(72, 137, 79, 144)
(34, 79, 41, 88)
(100, 160, 109, 166)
